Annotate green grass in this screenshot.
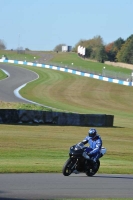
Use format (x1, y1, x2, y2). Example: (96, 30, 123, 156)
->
(18, 65, 133, 128)
(0, 125, 133, 174)
(0, 100, 53, 111)
(0, 50, 132, 74)
(0, 49, 40, 62)
(0, 51, 133, 174)
(0, 68, 8, 79)
(50, 52, 132, 75)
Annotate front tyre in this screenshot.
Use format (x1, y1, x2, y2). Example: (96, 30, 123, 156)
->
(85, 160, 100, 177)
(62, 158, 75, 176)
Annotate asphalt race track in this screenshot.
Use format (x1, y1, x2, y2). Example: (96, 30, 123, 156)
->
(0, 173, 133, 199)
(0, 64, 133, 199)
(0, 63, 38, 103)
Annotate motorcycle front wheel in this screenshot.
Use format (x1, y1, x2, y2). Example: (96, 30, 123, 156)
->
(62, 158, 76, 176)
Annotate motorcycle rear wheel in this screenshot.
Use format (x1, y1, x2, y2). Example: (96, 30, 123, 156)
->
(62, 158, 75, 176)
(85, 160, 100, 177)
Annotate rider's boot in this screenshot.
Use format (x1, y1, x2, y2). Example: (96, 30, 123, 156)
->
(73, 169, 79, 174)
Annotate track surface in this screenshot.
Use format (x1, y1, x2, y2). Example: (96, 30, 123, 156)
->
(0, 63, 38, 103)
(0, 173, 133, 199)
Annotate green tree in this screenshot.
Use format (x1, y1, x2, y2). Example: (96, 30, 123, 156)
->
(113, 37, 125, 51)
(95, 45, 107, 63)
(53, 44, 66, 52)
(0, 39, 6, 50)
(25, 48, 30, 51)
(73, 36, 104, 61)
(116, 35, 133, 64)
(85, 46, 93, 58)
(104, 38, 124, 62)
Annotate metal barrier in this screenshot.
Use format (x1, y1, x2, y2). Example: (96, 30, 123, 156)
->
(0, 109, 114, 127)
(0, 58, 132, 86)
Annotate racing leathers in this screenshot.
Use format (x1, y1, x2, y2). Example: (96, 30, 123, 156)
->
(82, 134, 102, 161)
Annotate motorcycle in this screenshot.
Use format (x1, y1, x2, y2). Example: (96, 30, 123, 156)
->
(62, 142, 106, 176)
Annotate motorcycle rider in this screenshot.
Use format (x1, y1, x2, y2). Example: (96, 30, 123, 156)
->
(82, 128, 102, 163)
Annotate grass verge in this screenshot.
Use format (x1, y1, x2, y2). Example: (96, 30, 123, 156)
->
(0, 125, 133, 174)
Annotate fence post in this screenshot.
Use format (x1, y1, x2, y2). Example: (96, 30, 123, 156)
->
(102, 66, 106, 77)
(131, 72, 133, 86)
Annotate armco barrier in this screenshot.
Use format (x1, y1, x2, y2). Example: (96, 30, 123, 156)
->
(0, 58, 132, 86)
(0, 109, 114, 127)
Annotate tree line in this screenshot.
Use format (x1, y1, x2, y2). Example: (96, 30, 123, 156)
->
(0, 40, 30, 52)
(73, 35, 133, 64)
(54, 34, 133, 65)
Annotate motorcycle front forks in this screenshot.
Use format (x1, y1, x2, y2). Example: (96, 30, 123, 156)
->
(70, 158, 78, 170)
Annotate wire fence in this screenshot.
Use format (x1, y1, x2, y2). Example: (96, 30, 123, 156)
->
(102, 69, 131, 81)
(45, 62, 131, 82)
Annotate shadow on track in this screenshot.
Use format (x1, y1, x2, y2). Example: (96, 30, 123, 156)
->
(94, 175, 133, 179)
(69, 174, 133, 179)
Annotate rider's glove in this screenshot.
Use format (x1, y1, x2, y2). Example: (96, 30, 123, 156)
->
(77, 142, 84, 148)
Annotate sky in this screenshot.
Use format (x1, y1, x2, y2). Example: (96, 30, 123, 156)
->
(0, 0, 133, 51)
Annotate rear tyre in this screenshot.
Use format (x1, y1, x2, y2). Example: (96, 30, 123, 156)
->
(85, 160, 100, 177)
(62, 158, 75, 176)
